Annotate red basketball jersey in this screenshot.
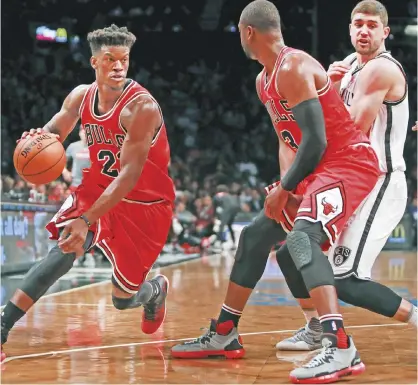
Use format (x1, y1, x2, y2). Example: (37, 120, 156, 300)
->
(258, 46, 370, 155)
(79, 79, 175, 203)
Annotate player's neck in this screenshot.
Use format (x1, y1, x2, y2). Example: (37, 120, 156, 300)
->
(97, 83, 126, 106)
(356, 44, 387, 65)
(258, 40, 285, 75)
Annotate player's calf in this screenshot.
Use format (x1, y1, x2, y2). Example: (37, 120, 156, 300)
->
(111, 275, 169, 334)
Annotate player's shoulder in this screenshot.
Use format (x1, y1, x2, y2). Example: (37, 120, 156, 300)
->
(66, 84, 91, 108)
(363, 53, 405, 82)
(255, 70, 264, 100)
(70, 84, 91, 99)
(279, 50, 312, 76)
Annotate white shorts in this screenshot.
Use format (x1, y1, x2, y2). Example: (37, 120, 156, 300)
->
(329, 171, 407, 279)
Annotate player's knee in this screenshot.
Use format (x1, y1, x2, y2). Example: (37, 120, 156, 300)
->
(286, 220, 334, 290)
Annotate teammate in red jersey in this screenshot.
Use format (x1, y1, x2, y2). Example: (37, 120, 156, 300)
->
(1, 25, 175, 361)
(172, 1, 379, 383)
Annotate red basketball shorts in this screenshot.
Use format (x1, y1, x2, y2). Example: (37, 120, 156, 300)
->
(265, 143, 379, 250)
(296, 143, 379, 246)
(46, 183, 173, 293)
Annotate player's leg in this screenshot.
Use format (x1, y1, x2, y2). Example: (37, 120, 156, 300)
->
(171, 209, 287, 358)
(1, 192, 98, 354)
(332, 172, 417, 326)
(287, 219, 366, 383)
(97, 201, 172, 334)
(275, 244, 322, 351)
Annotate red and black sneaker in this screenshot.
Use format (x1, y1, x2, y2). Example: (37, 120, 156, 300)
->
(171, 319, 245, 359)
(141, 275, 169, 335)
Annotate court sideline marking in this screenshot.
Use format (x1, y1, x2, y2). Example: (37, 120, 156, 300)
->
(2, 322, 408, 364)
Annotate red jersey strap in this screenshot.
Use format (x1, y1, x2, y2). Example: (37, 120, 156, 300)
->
(88, 80, 136, 121)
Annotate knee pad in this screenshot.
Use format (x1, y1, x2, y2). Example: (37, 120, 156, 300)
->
(286, 220, 334, 291)
(276, 244, 310, 299)
(230, 211, 286, 289)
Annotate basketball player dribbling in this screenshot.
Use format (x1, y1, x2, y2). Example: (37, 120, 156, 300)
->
(172, 0, 381, 383)
(1, 25, 175, 361)
(277, 0, 417, 351)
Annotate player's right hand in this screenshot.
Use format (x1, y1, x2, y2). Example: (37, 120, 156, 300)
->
(17, 128, 59, 143)
(327, 61, 351, 83)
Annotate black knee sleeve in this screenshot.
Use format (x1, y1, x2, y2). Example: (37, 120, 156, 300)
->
(276, 244, 310, 299)
(112, 295, 134, 310)
(230, 209, 286, 289)
(336, 275, 402, 318)
(21, 246, 76, 301)
(20, 231, 94, 302)
(287, 220, 334, 291)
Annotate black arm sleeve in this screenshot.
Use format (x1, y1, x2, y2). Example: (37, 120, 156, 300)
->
(280, 98, 327, 191)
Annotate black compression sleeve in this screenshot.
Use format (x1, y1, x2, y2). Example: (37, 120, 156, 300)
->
(280, 98, 327, 191)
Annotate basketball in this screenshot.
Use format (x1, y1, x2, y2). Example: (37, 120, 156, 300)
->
(13, 133, 66, 185)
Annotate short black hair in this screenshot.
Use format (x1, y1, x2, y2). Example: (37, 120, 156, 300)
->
(216, 184, 229, 193)
(240, 0, 281, 32)
(87, 24, 136, 54)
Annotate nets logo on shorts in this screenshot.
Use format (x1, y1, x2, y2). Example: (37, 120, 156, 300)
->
(333, 246, 351, 266)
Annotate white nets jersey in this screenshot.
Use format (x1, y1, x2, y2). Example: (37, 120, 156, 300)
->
(340, 51, 409, 173)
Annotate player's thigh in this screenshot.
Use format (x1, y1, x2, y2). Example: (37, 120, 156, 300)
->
(330, 173, 407, 279)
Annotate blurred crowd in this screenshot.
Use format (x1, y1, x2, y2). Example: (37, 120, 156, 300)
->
(1, 0, 417, 226)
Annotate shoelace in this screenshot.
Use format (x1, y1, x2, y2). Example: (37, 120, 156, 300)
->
(304, 347, 336, 368)
(289, 326, 318, 343)
(184, 326, 216, 345)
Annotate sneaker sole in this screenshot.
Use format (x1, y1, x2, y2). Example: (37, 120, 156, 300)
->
(141, 274, 170, 335)
(276, 340, 322, 351)
(289, 362, 366, 384)
(171, 348, 245, 359)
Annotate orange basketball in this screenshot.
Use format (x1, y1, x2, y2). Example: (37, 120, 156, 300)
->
(13, 133, 66, 185)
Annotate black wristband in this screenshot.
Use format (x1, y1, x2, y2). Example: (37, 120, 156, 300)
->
(79, 215, 91, 228)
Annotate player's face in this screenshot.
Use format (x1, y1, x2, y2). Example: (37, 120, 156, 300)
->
(91, 46, 130, 91)
(350, 13, 390, 56)
(238, 23, 256, 60)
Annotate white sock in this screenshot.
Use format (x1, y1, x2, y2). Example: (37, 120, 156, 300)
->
(407, 305, 417, 327)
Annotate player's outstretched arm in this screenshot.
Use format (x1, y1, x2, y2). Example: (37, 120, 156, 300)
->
(276, 55, 327, 191)
(349, 59, 401, 133)
(83, 95, 160, 224)
(43, 85, 89, 141)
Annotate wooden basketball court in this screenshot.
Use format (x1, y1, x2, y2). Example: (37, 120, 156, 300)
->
(2, 250, 417, 384)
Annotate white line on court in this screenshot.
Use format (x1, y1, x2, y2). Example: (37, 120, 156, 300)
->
(1, 322, 407, 364)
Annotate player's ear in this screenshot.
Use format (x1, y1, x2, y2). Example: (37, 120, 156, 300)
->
(90, 56, 97, 70)
(383, 26, 390, 40)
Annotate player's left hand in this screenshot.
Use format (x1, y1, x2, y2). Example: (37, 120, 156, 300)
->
(264, 184, 289, 223)
(412, 121, 417, 131)
(58, 218, 88, 256)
